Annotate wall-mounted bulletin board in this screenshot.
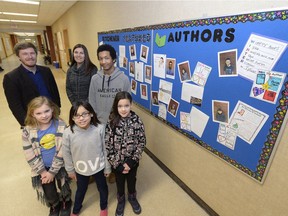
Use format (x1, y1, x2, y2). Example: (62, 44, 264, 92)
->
(98, 9, 288, 183)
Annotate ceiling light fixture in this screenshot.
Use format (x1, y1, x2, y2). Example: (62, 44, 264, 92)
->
(2, 0, 39, 5)
(13, 32, 35, 36)
(0, 19, 37, 23)
(11, 19, 37, 23)
(1, 12, 38, 17)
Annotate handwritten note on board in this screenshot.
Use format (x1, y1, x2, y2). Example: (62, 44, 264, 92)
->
(237, 34, 287, 81)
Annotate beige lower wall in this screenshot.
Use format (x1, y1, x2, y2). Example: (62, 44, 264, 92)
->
(52, 1, 288, 216)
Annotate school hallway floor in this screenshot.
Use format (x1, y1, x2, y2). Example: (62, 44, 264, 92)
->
(0, 54, 210, 216)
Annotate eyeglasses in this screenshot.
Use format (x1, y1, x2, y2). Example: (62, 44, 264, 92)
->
(73, 112, 90, 119)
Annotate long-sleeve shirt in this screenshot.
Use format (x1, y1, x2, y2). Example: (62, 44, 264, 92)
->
(22, 119, 66, 177)
(62, 124, 111, 176)
(88, 67, 130, 124)
(66, 64, 97, 104)
(105, 111, 146, 173)
(3, 64, 61, 126)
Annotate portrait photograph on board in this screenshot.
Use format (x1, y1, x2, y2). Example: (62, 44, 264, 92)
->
(166, 58, 176, 79)
(129, 44, 137, 60)
(168, 98, 179, 117)
(120, 56, 128, 69)
(151, 91, 159, 106)
(129, 61, 135, 77)
(218, 49, 238, 77)
(131, 79, 137, 95)
(212, 100, 229, 124)
(140, 84, 148, 100)
(140, 44, 149, 63)
(145, 65, 152, 84)
(178, 61, 191, 82)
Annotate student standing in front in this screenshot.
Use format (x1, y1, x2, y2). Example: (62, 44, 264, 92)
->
(105, 91, 146, 216)
(88, 43, 130, 125)
(66, 44, 97, 104)
(62, 101, 111, 216)
(89, 44, 130, 184)
(22, 96, 72, 216)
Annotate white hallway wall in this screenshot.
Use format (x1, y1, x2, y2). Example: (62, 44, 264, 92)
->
(52, 1, 288, 216)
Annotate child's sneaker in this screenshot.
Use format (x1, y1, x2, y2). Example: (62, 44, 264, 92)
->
(100, 208, 108, 216)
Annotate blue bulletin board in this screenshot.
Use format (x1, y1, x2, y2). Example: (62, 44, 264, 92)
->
(98, 9, 288, 183)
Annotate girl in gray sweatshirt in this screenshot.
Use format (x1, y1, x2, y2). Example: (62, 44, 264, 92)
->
(62, 101, 111, 216)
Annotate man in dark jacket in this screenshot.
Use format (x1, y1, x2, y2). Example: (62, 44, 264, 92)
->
(3, 42, 61, 127)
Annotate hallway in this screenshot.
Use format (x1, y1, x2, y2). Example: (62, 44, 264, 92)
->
(0, 54, 210, 216)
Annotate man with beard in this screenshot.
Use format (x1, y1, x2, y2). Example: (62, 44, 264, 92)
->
(3, 42, 61, 128)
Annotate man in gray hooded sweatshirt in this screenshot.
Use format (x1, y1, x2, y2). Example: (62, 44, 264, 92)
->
(89, 44, 131, 125)
(89, 44, 130, 184)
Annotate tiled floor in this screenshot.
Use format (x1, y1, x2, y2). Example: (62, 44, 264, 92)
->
(0, 54, 210, 216)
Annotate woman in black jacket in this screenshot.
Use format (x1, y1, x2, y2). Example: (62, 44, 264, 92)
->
(66, 44, 98, 104)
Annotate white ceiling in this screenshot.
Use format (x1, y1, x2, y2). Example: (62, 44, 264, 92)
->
(0, 0, 78, 36)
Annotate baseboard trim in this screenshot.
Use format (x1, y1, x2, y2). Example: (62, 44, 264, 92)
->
(144, 148, 219, 216)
